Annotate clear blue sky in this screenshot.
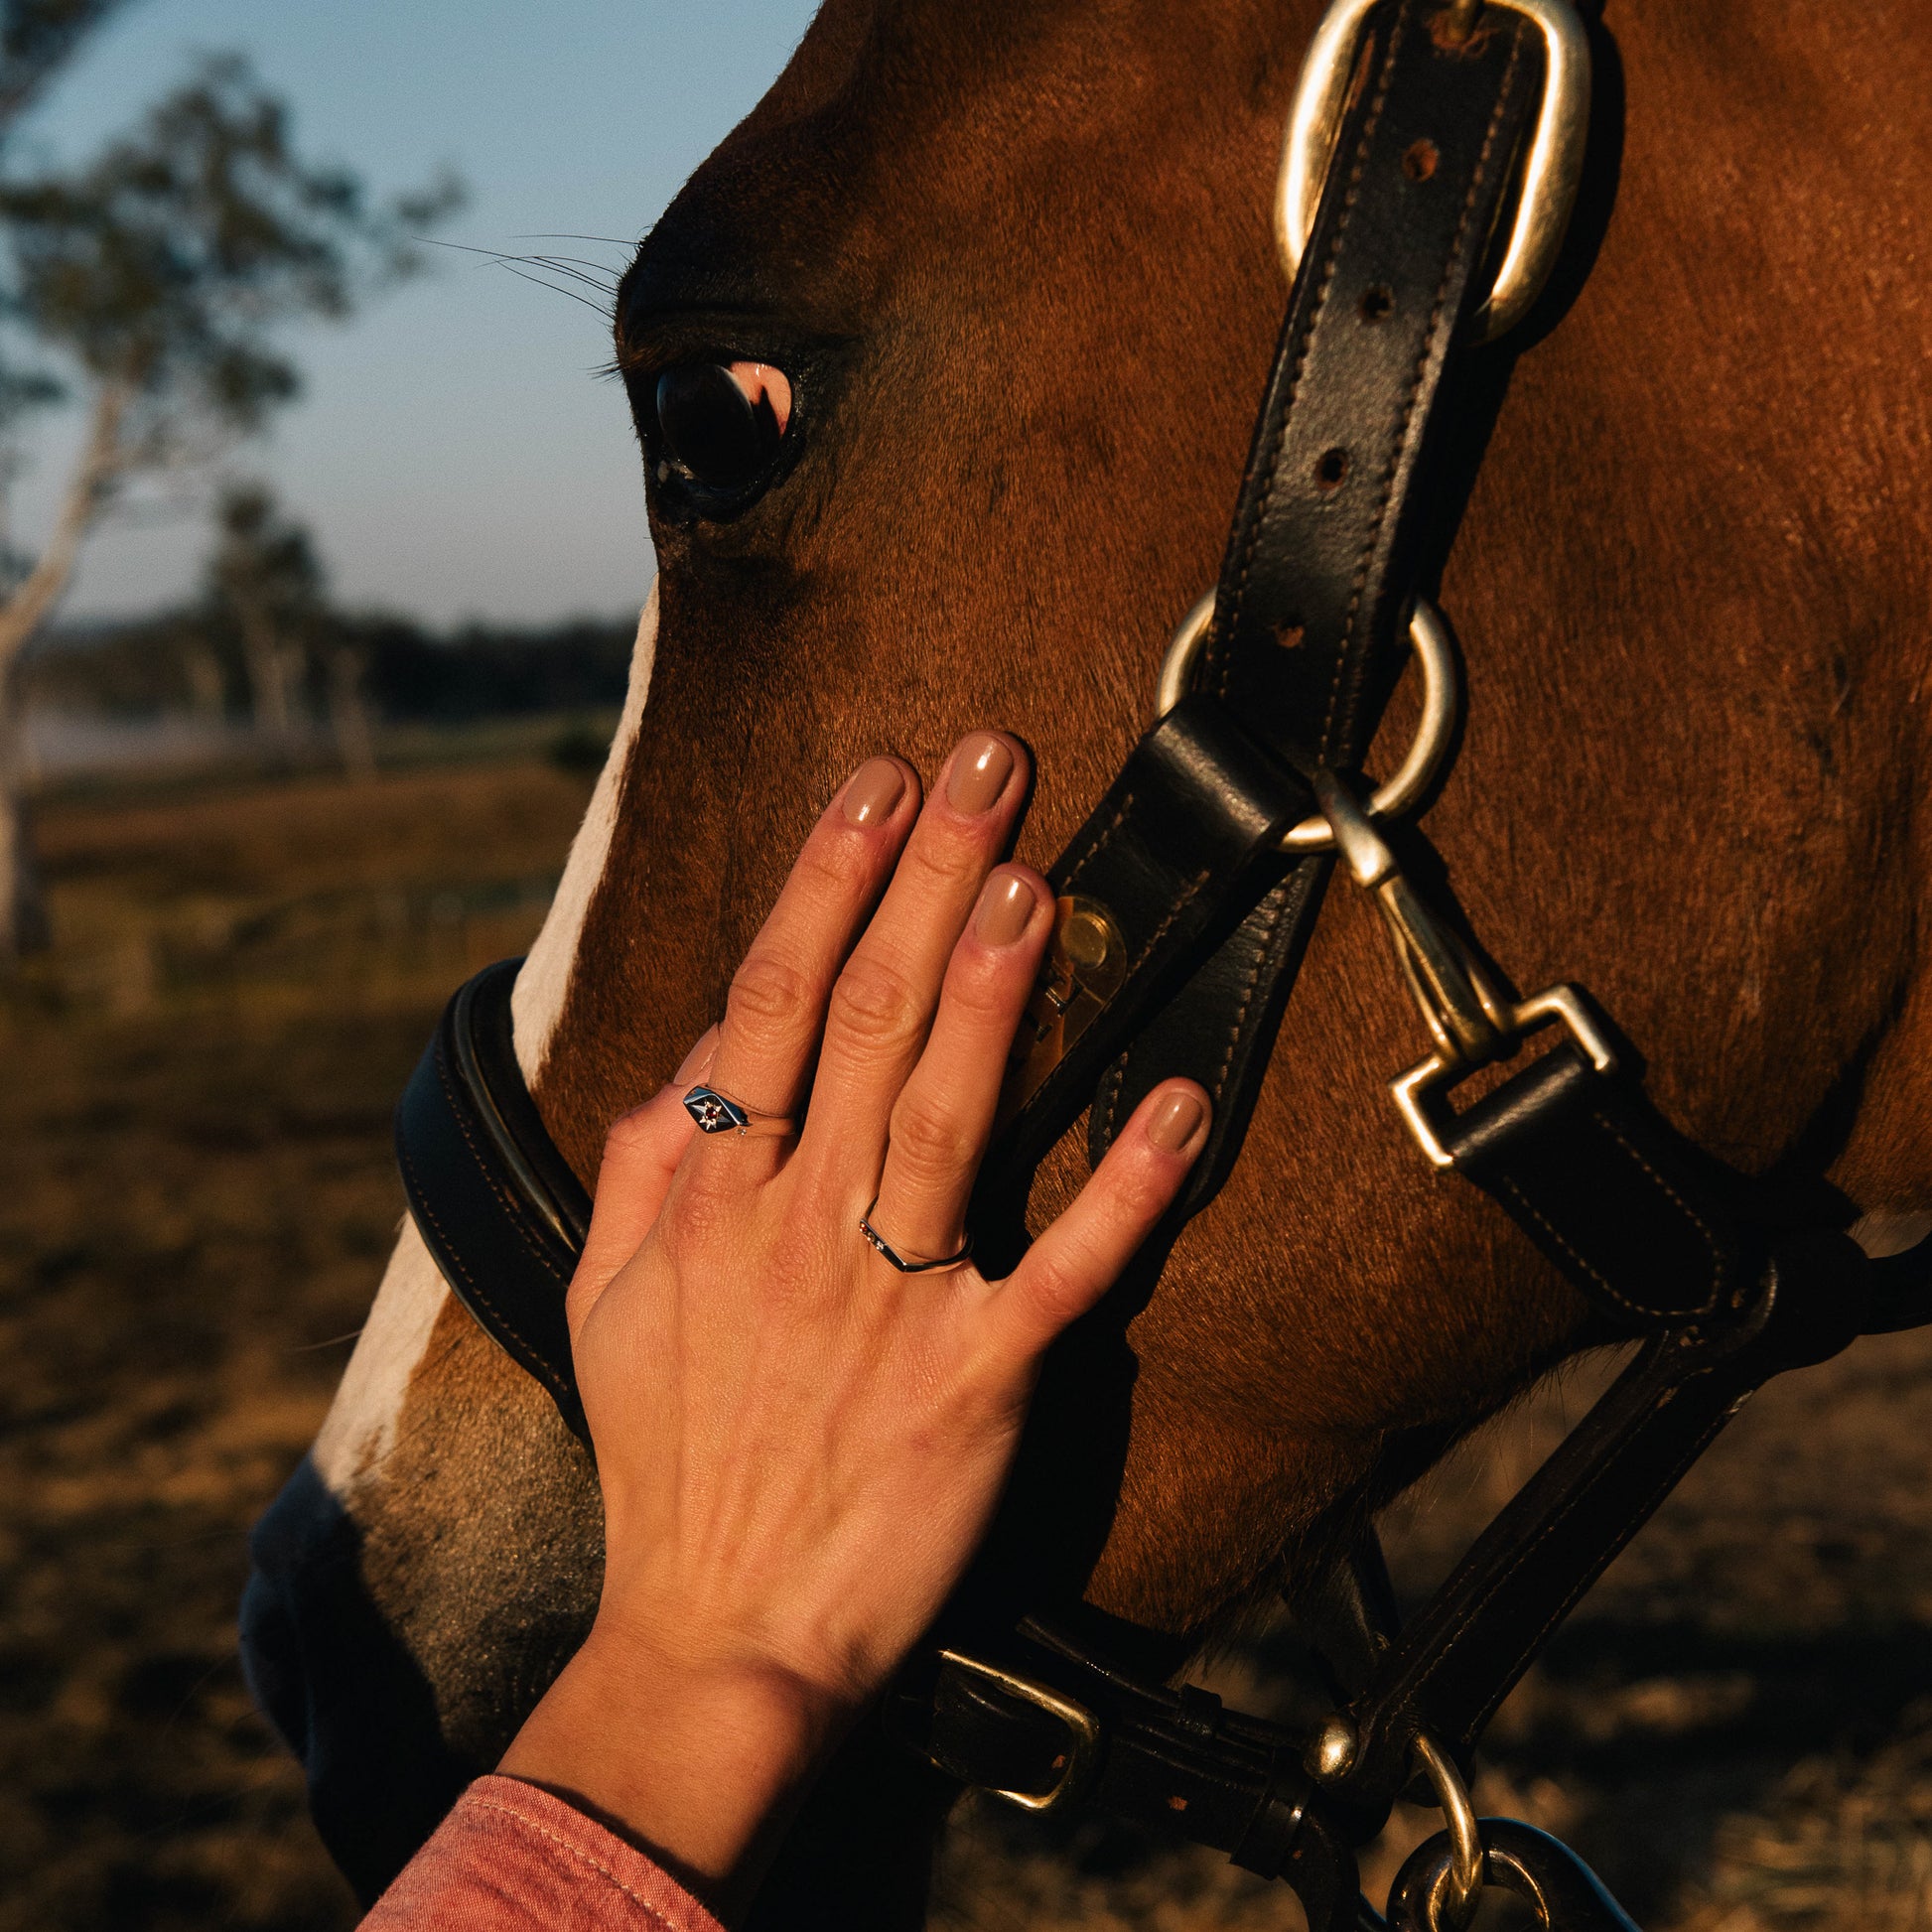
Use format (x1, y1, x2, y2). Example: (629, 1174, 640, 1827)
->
(20, 0, 819, 625)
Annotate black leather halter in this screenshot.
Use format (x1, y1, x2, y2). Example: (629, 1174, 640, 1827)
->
(393, 3, 1932, 1925)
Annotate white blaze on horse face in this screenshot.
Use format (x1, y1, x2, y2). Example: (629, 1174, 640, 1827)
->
(311, 1215, 448, 1492)
(308, 588, 660, 1495)
(512, 585, 660, 1076)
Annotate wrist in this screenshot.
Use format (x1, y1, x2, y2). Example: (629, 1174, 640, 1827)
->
(500, 1616, 843, 1919)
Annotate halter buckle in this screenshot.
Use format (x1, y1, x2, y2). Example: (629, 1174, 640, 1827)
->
(931, 1650, 1103, 1815)
(1277, 0, 1592, 342)
(1312, 768, 1616, 1169)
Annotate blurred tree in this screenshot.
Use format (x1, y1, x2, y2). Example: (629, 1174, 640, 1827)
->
(0, 52, 462, 956)
(0, 1, 131, 127)
(0, 0, 134, 947)
(207, 482, 320, 761)
(206, 480, 376, 781)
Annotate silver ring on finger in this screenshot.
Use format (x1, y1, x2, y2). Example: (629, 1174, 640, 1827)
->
(683, 1084, 797, 1140)
(860, 1194, 973, 1274)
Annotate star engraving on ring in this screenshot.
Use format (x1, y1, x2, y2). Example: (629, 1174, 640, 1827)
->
(683, 1085, 751, 1135)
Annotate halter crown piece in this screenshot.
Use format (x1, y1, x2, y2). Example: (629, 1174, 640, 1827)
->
(392, 4, 1932, 1926)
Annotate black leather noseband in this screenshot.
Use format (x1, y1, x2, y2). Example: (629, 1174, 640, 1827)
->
(395, 957, 591, 1443)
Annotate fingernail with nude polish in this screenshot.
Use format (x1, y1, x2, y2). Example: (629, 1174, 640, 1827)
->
(843, 758, 906, 826)
(1148, 1090, 1206, 1154)
(946, 733, 1015, 814)
(975, 870, 1037, 947)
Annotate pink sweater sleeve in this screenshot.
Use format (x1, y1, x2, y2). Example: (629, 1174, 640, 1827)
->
(360, 1776, 727, 1932)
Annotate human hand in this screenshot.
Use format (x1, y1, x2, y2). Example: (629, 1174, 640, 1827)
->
(500, 733, 1209, 1915)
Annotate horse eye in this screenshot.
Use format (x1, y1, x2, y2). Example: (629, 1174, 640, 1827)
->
(653, 362, 785, 492)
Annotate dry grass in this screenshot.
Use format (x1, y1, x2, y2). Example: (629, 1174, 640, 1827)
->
(7, 755, 1932, 1929)
(0, 755, 594, 1932)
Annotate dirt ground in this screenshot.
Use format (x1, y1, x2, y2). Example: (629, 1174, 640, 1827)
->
(5, 752, 1931, 1931)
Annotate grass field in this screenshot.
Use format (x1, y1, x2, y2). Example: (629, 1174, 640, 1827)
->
(0, 750, 596, 1932)
(5, 749, 1932, 1930)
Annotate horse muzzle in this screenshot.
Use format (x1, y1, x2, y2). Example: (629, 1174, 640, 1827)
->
(240, 1455, 471, 1904)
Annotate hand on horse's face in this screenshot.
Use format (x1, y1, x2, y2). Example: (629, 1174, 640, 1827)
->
(499, 731, 1210, 1915)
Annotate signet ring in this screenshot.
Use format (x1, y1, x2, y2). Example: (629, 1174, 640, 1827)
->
(682, 1084, 796, 1140)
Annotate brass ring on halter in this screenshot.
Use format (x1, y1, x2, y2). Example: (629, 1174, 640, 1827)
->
(859, 1196, 974, 1275)
(682, 1084, 796, 1139)
(1275, 0, 1591, 342)
(1154, 591, 1459, 855)
(1411, 1733, 1486, 1932)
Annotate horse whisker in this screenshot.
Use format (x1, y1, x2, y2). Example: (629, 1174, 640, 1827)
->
(509, 231, 639, 247)
(493, 260, 615, 316)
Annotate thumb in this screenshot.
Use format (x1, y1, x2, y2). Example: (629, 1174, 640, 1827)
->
(566, 1026, 717, 1336)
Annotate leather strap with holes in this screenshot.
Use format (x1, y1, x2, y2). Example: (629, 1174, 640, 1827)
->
(1058, 0, 1541, 1197)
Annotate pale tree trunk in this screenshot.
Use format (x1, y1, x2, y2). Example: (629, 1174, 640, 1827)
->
(181, 636, 226, 720)
(0, 380, 128, 961)
(0, 685, 49, 956)
(234, 594, 294, 756)
(326, 641, 377, 782)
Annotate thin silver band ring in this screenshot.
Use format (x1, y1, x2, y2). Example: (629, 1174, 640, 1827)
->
(860, 1195, 974, 1274)
(683, 1084, 796, 1139)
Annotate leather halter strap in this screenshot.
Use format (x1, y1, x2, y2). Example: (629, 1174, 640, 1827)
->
(985, 0, 1543, 1208)
(394, 957, 592, 1443)
(1101, 0, 1541, 1204)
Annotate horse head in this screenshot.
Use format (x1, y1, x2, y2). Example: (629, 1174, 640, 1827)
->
(241, 0, 1932, 1913)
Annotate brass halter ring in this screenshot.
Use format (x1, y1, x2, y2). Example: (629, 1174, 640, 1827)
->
(1276, 0, 1591, 343)
(1411, 1733, 1486, 1932)
(1155, 591, 1459, 855)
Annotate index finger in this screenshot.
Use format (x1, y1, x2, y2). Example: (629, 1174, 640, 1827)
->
(699, 756, 920, 1139)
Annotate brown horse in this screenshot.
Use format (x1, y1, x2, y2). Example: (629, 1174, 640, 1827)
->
(240, 0, 1932, 1917)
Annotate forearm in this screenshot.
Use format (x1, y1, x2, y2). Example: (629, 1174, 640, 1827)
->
(498, 1619, 839, 1921)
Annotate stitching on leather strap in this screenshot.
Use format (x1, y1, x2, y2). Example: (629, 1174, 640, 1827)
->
(1317, 25, 1525, 757)
(1211, 4, 1404, 700)
(434, 1049, 572, 1288)
(1493, 1173, 1646, 1319)
(1459, 1408, 1735, 1742)
(1097, 1054, 1128, 1150)
(397, 1139, 571, 1406)
(1124, 868, 1214, 982)
(1379, 1386, 1734, 1751)
(1588, 1109, 1729, 1311)
(1211, 887, 1292, 1103)
(1061, 788, 1135, 895)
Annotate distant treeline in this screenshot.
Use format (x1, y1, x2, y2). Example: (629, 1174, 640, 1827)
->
(27, 610, 637, 724)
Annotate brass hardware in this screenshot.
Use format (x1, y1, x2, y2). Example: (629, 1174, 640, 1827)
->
(1275, 0, 1591, 342)
(996, 896, 1129, 1127)
(1312, 769, 1615, 1169)
(1155, 590, 1220, 717)
(935, 1650, 1103, 1815)
(1309, 1713, 1360, 1780)
(1413, 1733, 1485, 1932)
(1156, 595, 1460, 855)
